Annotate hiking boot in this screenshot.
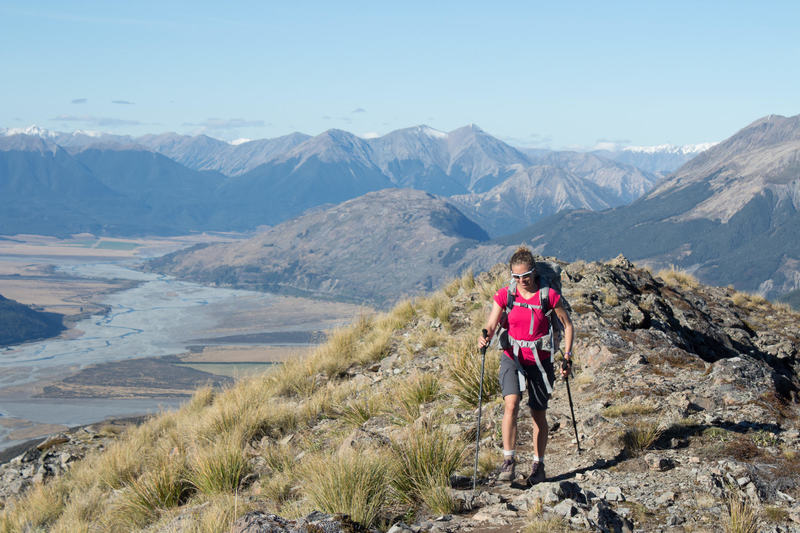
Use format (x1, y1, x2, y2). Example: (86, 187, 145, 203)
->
(525, 461, 546, 486)
(497, 458, 515, 482)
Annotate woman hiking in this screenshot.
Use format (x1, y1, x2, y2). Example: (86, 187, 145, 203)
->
(478, 246, 574, 486)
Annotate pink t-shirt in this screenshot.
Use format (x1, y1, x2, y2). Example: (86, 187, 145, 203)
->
(494, 286, 561, 364)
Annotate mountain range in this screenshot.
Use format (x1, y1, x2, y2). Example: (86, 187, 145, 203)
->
(147, 114, 800, 304)
(1, 124, 675, 237)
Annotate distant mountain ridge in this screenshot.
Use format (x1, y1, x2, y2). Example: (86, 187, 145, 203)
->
(1, 123, 668, 236)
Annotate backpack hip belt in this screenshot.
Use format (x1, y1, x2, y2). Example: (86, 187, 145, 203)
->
(508, 334, 554, 396)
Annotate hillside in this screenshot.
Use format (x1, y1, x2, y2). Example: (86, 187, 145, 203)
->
(146, 189, 491, 306)
(2, 257, 798, 531)
(0, 294, 65, 346)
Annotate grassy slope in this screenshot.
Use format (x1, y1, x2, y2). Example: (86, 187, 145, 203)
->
(0, 269, 500, 532)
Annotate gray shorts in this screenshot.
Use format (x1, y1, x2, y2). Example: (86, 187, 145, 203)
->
(499, 354, 555, 411)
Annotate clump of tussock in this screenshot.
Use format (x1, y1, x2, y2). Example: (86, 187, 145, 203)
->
(389, 425, 467, 508)
(396, 373, 442, 423)
(731, 290, 769, 309)
(378, 298, 416, 331)
(338, 392, 383, 427)
(445, 335, 501, 407)
(301, 450, 390, 528)
(188, 436, 251, 495)
(622, 421, 664, 456)
(107, 453, 192, 529)
(724, 491, 758, 533)
(421, 293, 454, 329)
(658, 265, 699, 289)
(477, 268, 506, 301)
(0, 478, 69, 532)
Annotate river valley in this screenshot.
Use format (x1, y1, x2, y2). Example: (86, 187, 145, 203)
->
(0, 236, 366, 452)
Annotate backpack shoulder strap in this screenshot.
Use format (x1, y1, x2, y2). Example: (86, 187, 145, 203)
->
(506, 280, 517, 312)
(539, 286, 551, 314)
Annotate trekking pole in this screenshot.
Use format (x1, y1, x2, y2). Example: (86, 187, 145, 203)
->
(473, 329, 489, 491)
(561, 353, 581, 453)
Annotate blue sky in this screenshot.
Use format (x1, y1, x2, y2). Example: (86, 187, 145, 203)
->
(1, 1, 798, 149)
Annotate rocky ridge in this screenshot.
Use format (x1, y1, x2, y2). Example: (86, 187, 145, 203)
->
(1, 257, 799, 531)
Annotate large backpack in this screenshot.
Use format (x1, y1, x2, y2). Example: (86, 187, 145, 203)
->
(494, 260, 565, 393)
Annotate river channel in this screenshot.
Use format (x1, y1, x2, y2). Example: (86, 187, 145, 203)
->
(0, 257, 361, 451)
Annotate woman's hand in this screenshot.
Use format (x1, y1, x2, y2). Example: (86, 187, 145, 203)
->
(478, 332, 490, 350)
(560, 354, 573, 377)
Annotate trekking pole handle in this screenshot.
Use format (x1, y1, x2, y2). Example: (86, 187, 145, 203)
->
(560, 350, 574, 378)
(480, 329, 488, 355)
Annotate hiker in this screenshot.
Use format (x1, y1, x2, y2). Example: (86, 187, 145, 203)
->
(478, 246, 574, 485)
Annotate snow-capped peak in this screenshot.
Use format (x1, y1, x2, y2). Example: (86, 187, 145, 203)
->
(229, 138, 251, 145)
(417, 125, 447, 139)
(1, 125, 57, 138)
(621, 142, 717, 155)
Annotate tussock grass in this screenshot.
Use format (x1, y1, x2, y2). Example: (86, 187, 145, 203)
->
(302, 450, 390, 528)
(724, 492, 758, 533)
(524, 517, 570, 533)
(263, 442, 295, 474)
(445, 335, 501, 407)
(420, 328, 445, 349)
(339, 393, 383, 427)
(389, 425, 467, 507)
(359, 328, 393, 365)
(477, 269, 506, 301)
(622, 421, 664, 456)
(97, 438, 143, 489)
(443, 277, 462, 297)
(0, 479, 68, 532)
(179, 493, 256, 533)
(658, 265, 699, 288)
(188, 437, 250, 495)
(397, 373, 441, 423)
(602, 401, 658, 418)
(185, 385, 216, 412)
(108, 454, 192, 529)
(731, 291, 769, 309)
(460, 269, 476, 290)
(49, 483, 105, 532)
(419, 481, 457, 514)
(378, 298, 416, 331)
(422, 293, 454, 329)
(259, 472, 295, 507)
(603, 288, 619, 307)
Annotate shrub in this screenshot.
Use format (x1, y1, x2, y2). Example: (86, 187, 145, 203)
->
(302, 451, 390, 528)
(445, 335, 500, 407)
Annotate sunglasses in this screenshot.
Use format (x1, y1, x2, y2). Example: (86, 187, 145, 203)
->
(511, 269, 535, 280)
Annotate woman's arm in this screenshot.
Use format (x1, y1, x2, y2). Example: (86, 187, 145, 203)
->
(554, 302, 574, 373)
